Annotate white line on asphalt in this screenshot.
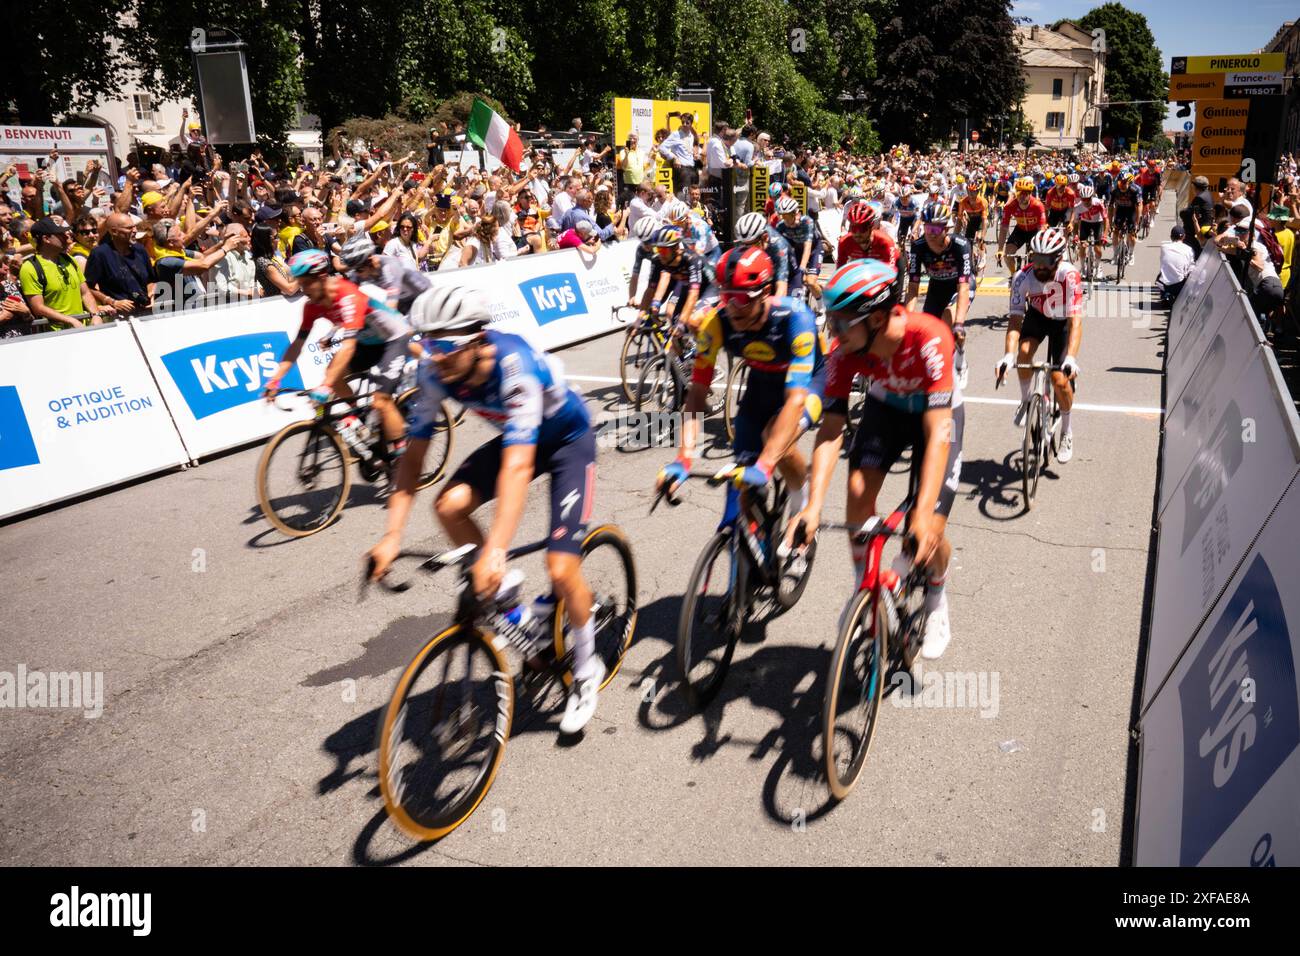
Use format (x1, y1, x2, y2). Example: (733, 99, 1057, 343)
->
(564, 374, 1163, 416)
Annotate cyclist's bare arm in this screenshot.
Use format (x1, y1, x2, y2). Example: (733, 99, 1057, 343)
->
(1003, 312, 1024, 358)
(787, 413, 847, 545)
(324, 337, 359, 390)
(905, 278, 921, 311)
(265, 336, 307, 395)
(760, 387, 809, 470)
(915, 407, 954, 518)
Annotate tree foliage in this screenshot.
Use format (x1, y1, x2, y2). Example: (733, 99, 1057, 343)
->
(1073, 4, 1167, 142)
(872, 0, 1026, 149)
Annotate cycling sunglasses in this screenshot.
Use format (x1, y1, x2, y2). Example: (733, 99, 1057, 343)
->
(923, 223, 948, 236)
(1029, 253, 1060, 267)
(720, 288, 765, 308)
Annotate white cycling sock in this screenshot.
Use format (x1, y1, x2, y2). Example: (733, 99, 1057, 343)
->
(1018, 376, 1030, 402)
(850, 540, 868, 589)
(570, 616, 597, 681)
(925, 570, 949, 614)
(1061, 410, 1072, 435)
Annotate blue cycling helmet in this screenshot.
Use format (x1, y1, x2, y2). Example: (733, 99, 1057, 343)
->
(288, 248, 331, 277)
(768, 182, 783, 199)
(823, 259, 899, 320)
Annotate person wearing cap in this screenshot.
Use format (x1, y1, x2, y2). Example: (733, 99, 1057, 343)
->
(1158, 225, 1195, 305)
(149, 217, 243, 309)
(1181, 174, 1214, 258)
(1219, 221, 1284, 327)
(19, 218, 115, 329)
(1267, 204, 1294, 296)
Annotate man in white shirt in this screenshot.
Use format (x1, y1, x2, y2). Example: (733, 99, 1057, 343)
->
(704, 122, 733, 191)
(1224, 177, 1252, 220)
(1158, 226, 1195, 303)
(658, 114, 697, 196)
(549, 177, 579, 235)
(625, 182, 658, 234)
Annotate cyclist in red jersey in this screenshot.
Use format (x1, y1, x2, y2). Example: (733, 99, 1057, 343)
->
(264, 249, 413, 448)
(788, 259, 962, 660)
(836, 201, 898, 269)
(998, 177, 1047, 274)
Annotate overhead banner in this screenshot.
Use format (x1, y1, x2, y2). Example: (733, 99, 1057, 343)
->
(130, 297, 326, 461)
(0, 125, 112, 152)
(0, 322, 189, 519)
(1136, 475, 1300, 866)
(612, 97, 713, 155)
(1171, 53, 1285, 75)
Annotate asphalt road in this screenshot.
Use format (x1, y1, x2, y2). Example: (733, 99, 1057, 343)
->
(0, 201, 1176, 866)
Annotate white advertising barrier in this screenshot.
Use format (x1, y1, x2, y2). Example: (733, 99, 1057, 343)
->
(1136, 473, 1300, 866)
(1146, 343, 1300, 708)
(1164, 256, 1247, 424)
(818, 209, 843, 249)
(1161, 287, 1267, 516)
(1166, 251, 1224, 362)
(428, 240, 641, 352)
(0, 322, 189, 519)
(131, 296, 332, 461)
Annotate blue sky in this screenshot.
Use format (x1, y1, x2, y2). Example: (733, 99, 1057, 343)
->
(1012, 0, 1294, 128)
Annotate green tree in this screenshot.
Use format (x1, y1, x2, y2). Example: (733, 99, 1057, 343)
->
(130, 0, 305, 150)
(871, 0, 1025, 149)
(4, 1, 134, 124)
(1072, 4, 1167, 143)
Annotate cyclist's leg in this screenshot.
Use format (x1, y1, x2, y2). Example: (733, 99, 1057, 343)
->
(540, 431, 599, 677)
(369, 338, 412, 443)
(844, 397, 907, 584)
(913, 404, 963, 658)
(434, 436, 501, 545)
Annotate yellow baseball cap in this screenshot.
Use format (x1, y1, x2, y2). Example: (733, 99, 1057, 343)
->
(367, 219, 390, 234)
(140, 191, 165, 208)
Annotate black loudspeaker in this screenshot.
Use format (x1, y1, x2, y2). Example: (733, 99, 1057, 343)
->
(193, 44, 257, 144)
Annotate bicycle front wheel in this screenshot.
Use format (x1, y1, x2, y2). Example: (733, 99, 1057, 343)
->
(634, 353, 681, 414)
(553, 525, 638, 690)
(620, 327, 659, 404)
(378, 624, 512, 841)
(1022, 392, 1044, 508)
(677, 531, 743, 708)
(256, 419, 351, 537)
(723, 360, 750, 444)
(822, 585, 888, 800)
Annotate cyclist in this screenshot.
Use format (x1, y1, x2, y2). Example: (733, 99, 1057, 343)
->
(1108, 171, 1143, 265)
(836, 200, 899, 270)
(645, 224, 716, 331)
(787, 259, 962, 660)
(1136, 159, 1161, 217)
(998, 176, 1047, 274)
(656, 245, 826, 524)
(906, 201, 972, 387)
(264, 249, 412, 460)
(1070, 183, 1108, 273)
(774, 195, 820, 301)
(666, 198, 720, 267)
(1044, 173, 1077, 230)
(995, 227, 1082, 463)
(338, 233, 431, 314)
(627, 214, 663, 307)
(957, 180, 989, 256)
(368, 285, 605, 734)
(991, 172, 1012, 226)
(734, 210, 793, 298)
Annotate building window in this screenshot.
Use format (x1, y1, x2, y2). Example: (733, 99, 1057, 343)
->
(132, 94, 154, 125)
(1046, 112, 1065, 130)
(1052, 78, 1064, 99)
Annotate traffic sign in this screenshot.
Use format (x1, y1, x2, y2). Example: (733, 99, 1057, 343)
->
(1184, 121, 1194, 132)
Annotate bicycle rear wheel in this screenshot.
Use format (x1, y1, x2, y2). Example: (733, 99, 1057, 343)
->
(723, 360, 750, 444)
(378, 624, 512, 841)
(553, 525, 638, 690)
(395, 389, 454, 490)
(256, 419, 351, 537)
(634, 353, 681, 414)
(677, 531, 744, 708)
(1022, 392, 1044, 508)
(822, 585, 888, 800)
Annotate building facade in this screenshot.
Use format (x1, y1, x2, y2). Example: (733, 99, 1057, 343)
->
(1264, 20, 1299, 157)
(1016, 23, 1106, 150)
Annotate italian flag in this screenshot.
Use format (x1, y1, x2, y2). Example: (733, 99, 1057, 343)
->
(467, 98, 523, 172)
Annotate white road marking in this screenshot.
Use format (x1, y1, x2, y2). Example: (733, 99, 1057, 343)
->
(564, 374, 1163, 416)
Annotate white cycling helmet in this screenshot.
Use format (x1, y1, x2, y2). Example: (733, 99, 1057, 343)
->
(339, 234, 377, 270)
(666, 199, 691, 223)
(633, 216, 660, 243)
(775, 195, 799, 215)
(410, 285, 492, 339)
(734, 211, 769, 244)
(1029, 227, 1068, 257)
(1077, 183, 1094, 200)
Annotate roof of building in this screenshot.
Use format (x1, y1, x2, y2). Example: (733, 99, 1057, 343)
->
(1023, 48, 1090, 70)
(1017, 24, 1090, 52)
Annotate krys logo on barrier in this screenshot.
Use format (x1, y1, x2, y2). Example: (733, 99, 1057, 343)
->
(160, 332, 303, 420)
(1177, 553, 1299, 866)
(518, 273, 588, 326)
(0, 385, 40, 472)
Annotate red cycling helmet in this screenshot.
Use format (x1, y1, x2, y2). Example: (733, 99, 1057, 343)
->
(717, 246, 774, 298)
(845, 201, 877, 229)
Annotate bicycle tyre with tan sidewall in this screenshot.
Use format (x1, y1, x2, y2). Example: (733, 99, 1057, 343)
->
(552, 524, 638, 690)
(255, 419, 352, 537)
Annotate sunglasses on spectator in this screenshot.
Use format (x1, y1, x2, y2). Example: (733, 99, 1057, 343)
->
(76, 227, 96, 235)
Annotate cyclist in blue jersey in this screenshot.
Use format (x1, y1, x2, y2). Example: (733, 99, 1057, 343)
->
(627, 214, 663, 308)
(646, 224, 716, 330)
(665, 199, 720, 267)
(733, 211, 793, 298)
(774, 195, 820, 300)
(367, 286, 605, 734)
(656, 245, 826, 522)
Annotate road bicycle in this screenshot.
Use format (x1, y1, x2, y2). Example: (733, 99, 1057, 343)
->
(1113, 226, 1134, 282)
(1078, 236, 1102, 295)
(632, 315, 728, 417)
(813, 466, 929, 800)
(257, 367, 454, 537)
(997, 361, 1072, 510)
(657, 464, 816, 708)
(1137, 205, 1152, 241)
(616, 305, 665, 404)
(371, 525, 637, 841)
